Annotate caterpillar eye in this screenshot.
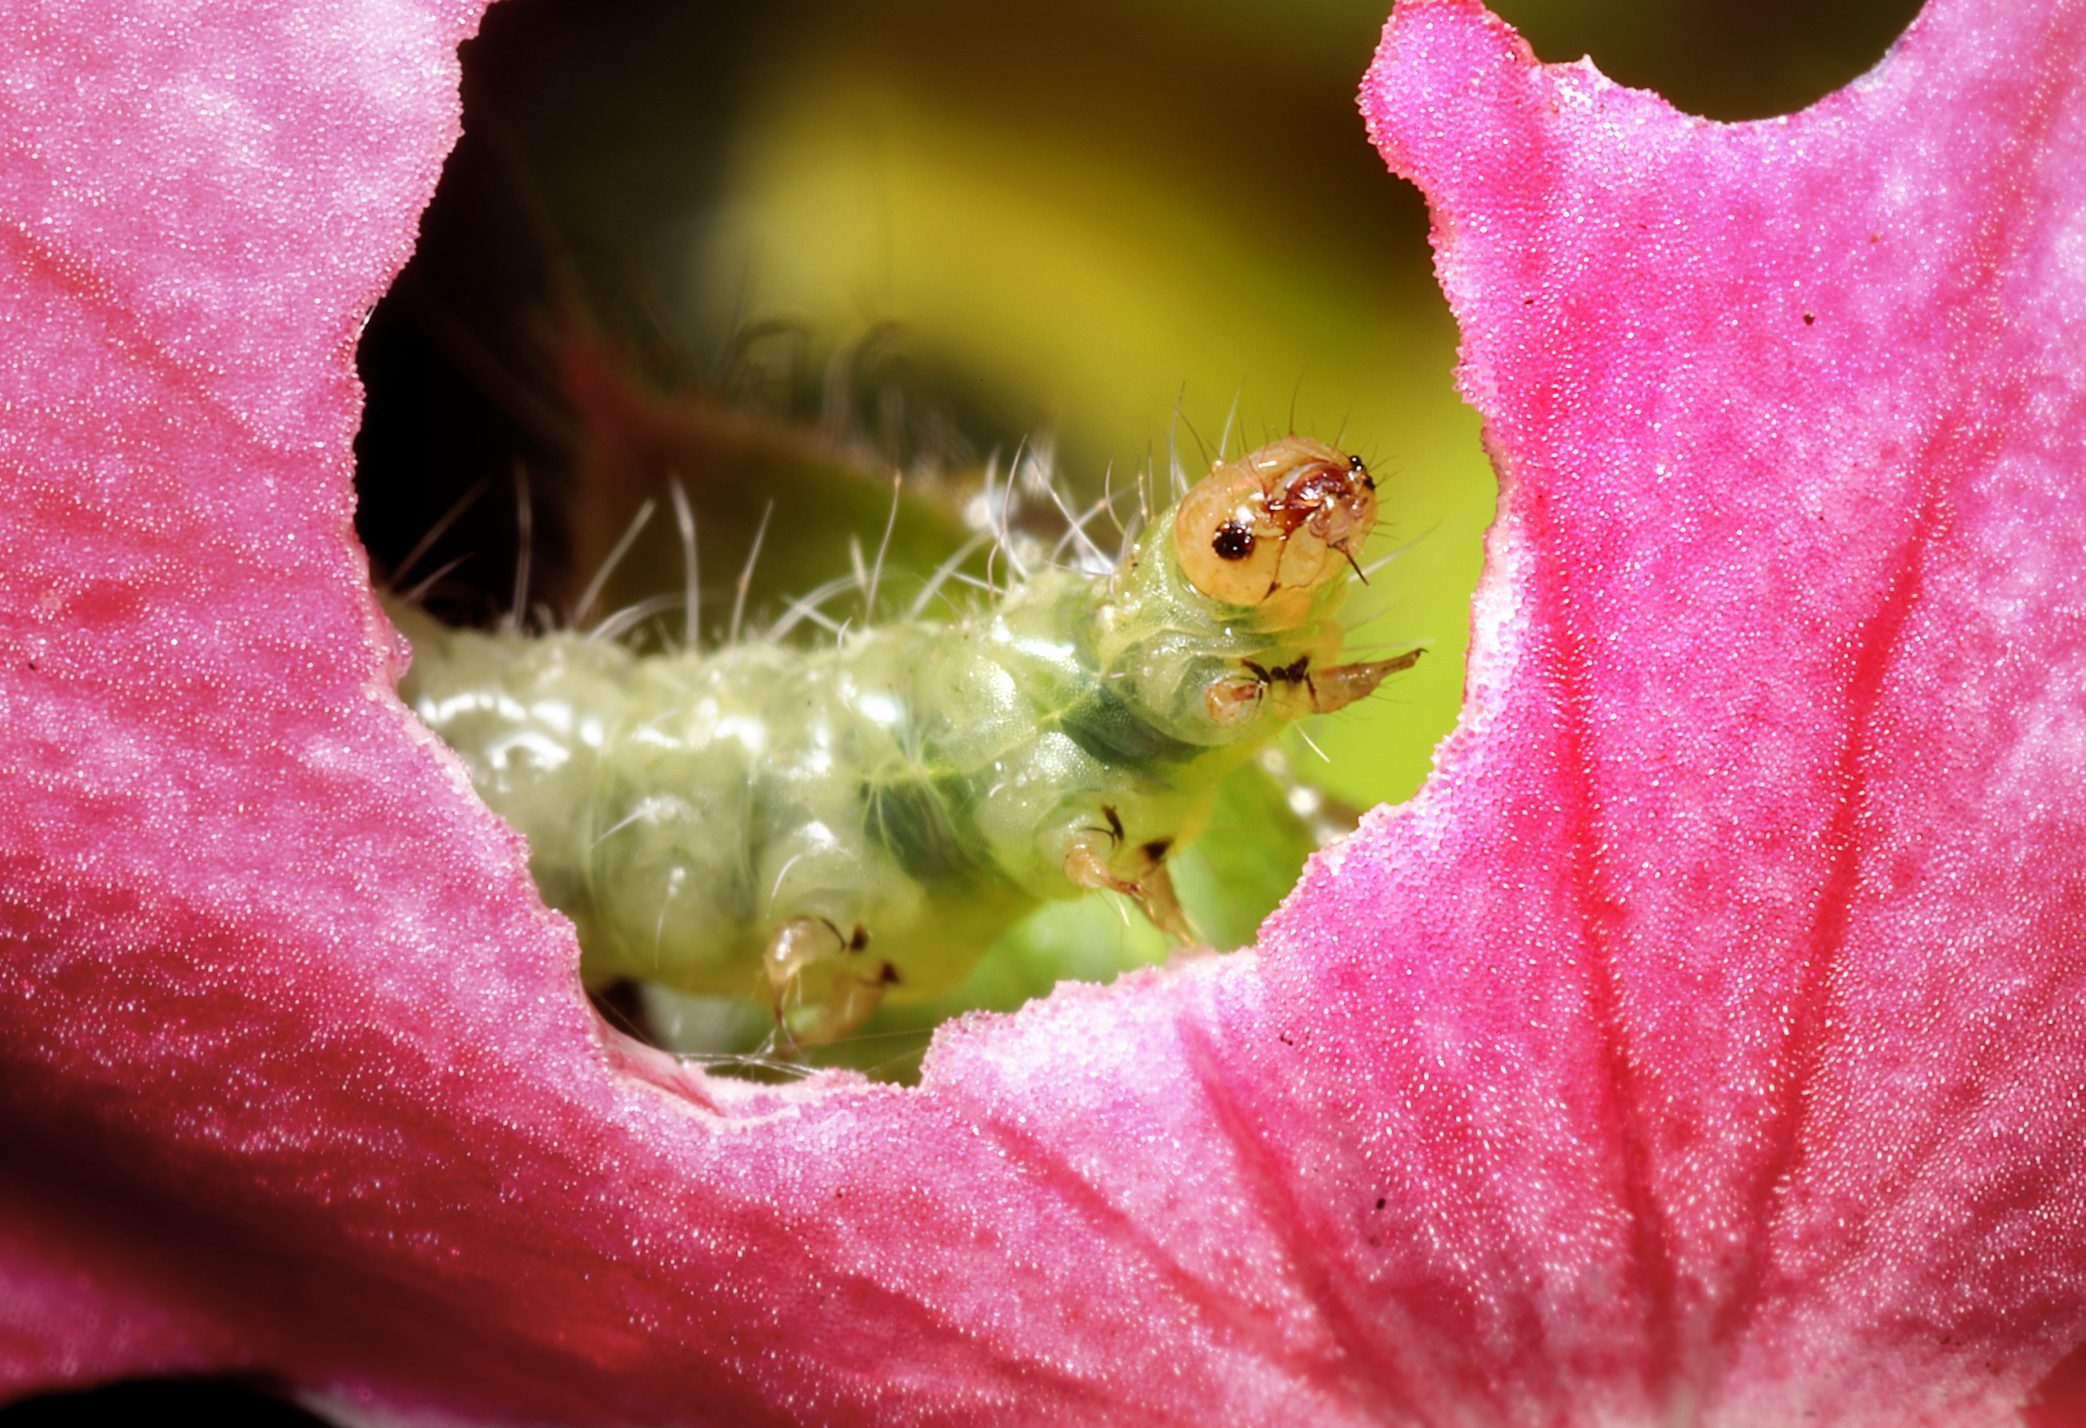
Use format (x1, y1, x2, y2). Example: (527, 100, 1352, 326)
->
(1211, 521, 1256, 561)
(1176, 469, 1286, 606)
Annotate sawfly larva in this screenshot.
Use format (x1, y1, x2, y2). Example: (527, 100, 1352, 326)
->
(391, 436, 1418, 1044)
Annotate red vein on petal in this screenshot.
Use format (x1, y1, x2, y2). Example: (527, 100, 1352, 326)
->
(0, 219, 344, 462)
(1714, 6, 2083, 1371)
(961, 1112, 1336, 1399)
(979, 1161, 1308, 1420)
(1535, 540, 1683, 1414)
(689, 1144, 1198, 1427)
(1713, 406, 2002, 1368)
(1176, 1018, 1490, 1428)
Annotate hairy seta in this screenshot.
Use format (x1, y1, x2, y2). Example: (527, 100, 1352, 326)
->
(392, 436, 1420, 1044)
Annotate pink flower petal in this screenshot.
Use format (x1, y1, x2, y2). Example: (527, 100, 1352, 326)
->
(1, 0, 2082, 1424)
(1350, 0, 2086, 1417)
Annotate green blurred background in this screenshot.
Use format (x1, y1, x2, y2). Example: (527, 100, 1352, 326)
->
(352, 0, 1923, 1073)
(359, 0, 1921, 807)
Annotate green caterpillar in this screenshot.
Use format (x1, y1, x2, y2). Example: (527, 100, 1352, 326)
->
(391, 437, 1417, 1044)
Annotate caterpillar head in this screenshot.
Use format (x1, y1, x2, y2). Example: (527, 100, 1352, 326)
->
(1173, 436, 1377, 630)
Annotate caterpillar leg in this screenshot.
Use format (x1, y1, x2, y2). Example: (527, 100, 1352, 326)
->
(764, 915, 891, 1048)
(1304, 649, 1426, 715)
(1207, 648, 1428, 725)
(1063, 831, 1194, 941)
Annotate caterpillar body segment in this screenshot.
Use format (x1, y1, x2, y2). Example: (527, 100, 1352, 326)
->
(392, 436, 1417, 1044)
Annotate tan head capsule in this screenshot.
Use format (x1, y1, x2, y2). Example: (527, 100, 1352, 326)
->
(1174, 436, 1378, 628)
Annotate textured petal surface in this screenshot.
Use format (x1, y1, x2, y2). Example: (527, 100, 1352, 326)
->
(1, 2, 2083, 1427)
(1346, 0, 2086, 1419)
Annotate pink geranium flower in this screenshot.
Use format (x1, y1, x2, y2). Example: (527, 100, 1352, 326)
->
(2, 0, 2082, 1422)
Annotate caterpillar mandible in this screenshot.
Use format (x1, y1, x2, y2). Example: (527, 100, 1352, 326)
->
(391, 436, 1419, 1045)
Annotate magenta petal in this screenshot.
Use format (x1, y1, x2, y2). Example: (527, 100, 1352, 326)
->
(2, 0, 2083, 1424)
(1354, 0, 2086, 1416)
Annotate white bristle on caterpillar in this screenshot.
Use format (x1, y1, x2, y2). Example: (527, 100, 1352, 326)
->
(389, 437, 1421, 1046)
